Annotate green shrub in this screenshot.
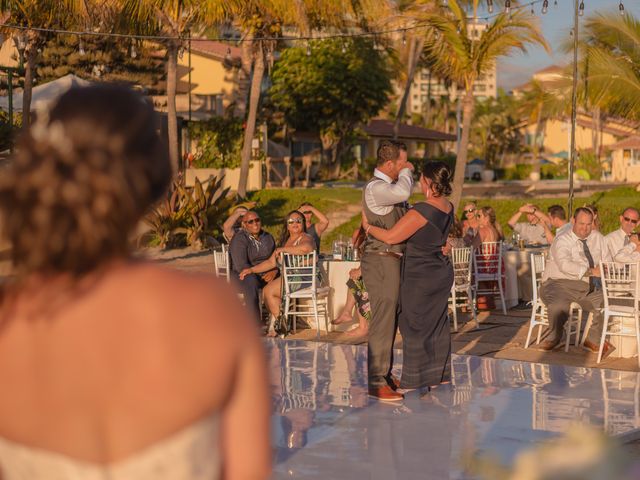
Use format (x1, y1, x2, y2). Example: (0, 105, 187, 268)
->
(187, 117, 243, 169)
(502, 164, 533, 180)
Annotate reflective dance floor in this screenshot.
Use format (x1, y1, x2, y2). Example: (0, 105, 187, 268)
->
(267, 338, 640, 479)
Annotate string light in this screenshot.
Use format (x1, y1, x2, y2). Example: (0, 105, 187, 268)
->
(402, 32, 406, 46)
(341, 42, 346, 54)
(225, 46, 231, 60)
(306, 43, 311, 56)
(579, 1, 584, 16)
(130, 43, 137, 58)
(619, 2, 625, 15)
(542, 0, 548, 14)
(487, 0, 494, 14)
(505, 0, 511, 15)
(78, 38, 85, 56)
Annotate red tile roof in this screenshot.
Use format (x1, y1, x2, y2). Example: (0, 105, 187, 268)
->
(190, 40, 241, 60)
(609, 136, 640, 150)
(364, 119, 456, 142)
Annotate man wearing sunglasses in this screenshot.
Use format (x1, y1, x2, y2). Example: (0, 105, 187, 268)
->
(229, 210, 276, 322)
(605, 207, 640, 262)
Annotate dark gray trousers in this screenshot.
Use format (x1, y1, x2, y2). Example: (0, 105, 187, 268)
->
(361, 254, 401, 387)
(540, 279, 603, 343)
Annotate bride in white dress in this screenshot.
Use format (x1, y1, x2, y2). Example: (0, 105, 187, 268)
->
(0, 85, 271, 479)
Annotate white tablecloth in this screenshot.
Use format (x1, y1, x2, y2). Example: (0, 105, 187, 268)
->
(319, 259, 360, 332)
(504, 248, 549, 307)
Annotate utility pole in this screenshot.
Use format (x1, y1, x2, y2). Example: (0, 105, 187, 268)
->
(568, 0, 579, 216)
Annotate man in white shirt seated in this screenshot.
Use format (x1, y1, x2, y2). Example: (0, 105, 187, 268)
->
(541, 204, 572, 243)
(605, 207, 640, 262)
(507, 204, 551, 246)
(539, 207, 612, 353)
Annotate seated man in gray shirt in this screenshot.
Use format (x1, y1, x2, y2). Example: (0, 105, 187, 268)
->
(229, 210, 276, 322)
(507, 203, 551, 246)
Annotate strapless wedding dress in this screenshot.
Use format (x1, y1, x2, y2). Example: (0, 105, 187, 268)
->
(0, 415, 220, 479)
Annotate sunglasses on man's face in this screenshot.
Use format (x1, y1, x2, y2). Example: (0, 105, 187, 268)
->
(464, 208, 476, 214)
(288, 218, 303, 224)
(244, 218, 261, 225)
(623, 216, 639, 225)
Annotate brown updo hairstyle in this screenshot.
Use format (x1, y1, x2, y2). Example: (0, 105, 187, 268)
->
(0, 84, 171, 277)
(421, 161, 453, 197)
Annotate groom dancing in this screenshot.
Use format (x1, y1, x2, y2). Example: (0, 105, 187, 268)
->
(361, 140, 413, 402)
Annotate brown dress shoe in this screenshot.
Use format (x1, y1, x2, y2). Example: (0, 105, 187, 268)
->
(368, 385, 404, 402)
(386, 374, 401, 391)
(538, 339, 560, 351)
(584, 339, 614, 356)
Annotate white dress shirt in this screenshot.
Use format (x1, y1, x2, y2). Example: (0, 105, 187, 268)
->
(608, 228, 640, 262)
(542, 229, 611, 282)
(364, 168, 414, 215)
(556, 222, 572, 237)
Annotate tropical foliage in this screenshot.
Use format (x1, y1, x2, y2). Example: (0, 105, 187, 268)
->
(187, 116, 244, 169)
(269, 37, 392, 172)
(418, 0, 548, 207)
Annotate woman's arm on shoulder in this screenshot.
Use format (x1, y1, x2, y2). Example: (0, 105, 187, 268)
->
(365, 209, 426, 245)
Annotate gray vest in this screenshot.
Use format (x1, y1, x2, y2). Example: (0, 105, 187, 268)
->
(362, 177, 408, 254)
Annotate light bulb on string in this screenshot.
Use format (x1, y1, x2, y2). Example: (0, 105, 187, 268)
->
(619, 2, 625, 15)
(487, 0, 493, 13)
(78, 38, 85, 56)
(178, 47, 185, 59)
(542, 0, 548, 14)
(306, 43, 311, 56)
(225, 47, 231, 60)
(530, 5, 535, 15)
(504, 0, 511, 15)
(131, 44, 137, 58)
(578, 1, 584, 16)
(402, 32, 407, 46)
(341, 42, 347, 54)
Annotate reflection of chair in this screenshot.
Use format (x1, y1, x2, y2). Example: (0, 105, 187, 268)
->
(282, 342, 318, 411)
(282, 252, 330, 338)
(525, 252, 584, 350)
(473, 241, 506, 314)
(449, 247, 477, 331)
(451, 356, 473, 406)
(213, 244, 230, 283)
(601, 369, 640, 436)
(597, 262, 640, 366)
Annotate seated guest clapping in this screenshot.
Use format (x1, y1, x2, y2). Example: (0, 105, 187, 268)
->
(229, 210, 276, 321)
(239, 210, 315, 332)
(539, 207, 612, 353)
(507, 204, 551, 245)
(605, 207, 640, 262)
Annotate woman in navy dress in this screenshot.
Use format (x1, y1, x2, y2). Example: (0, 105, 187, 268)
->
(362, 161, 454, 391)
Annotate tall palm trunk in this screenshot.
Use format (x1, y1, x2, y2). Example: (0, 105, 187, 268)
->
(393, 37, 423, 139)
(451, 88, 474, 210)
(22, 45, 37, 131)
(166, 42, 179, 175)
(591, 106, 601, 160)
(238, 42, 265, 197)
(532, 108, 543, 176)
(234, 39, 253, 118)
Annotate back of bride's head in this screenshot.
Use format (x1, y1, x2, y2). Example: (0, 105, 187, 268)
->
(0, 85, 171, 277)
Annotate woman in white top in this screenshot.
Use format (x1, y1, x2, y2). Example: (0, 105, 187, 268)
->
(0, 85, 270, 479)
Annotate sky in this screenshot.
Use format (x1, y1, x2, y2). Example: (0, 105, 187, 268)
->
(487, 0, 640, 90)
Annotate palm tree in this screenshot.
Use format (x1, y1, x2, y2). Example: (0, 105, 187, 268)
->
(227, 0, 393, 197)
(517, 78, 566, 176)
(420, 0, 548, 208)
(120, 0, 226, 175)
(0, 0, 92, 130)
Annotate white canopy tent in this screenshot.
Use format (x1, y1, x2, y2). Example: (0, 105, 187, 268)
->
(0, 74, 92, 112)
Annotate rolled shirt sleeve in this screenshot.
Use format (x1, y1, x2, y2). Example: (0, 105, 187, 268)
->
(367, 168, 414, 209)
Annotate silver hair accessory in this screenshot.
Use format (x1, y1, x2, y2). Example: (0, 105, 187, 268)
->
(30, 107, 74, 157)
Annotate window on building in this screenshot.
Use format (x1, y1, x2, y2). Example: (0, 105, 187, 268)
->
(420, 72, 431, 80)
(421, 95, 428, 102)
(421, 84, 430, 91)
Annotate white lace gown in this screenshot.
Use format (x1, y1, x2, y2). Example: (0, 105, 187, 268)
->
(0, 415, 220, 480)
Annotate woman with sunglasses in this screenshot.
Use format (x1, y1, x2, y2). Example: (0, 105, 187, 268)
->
(240, 211, 315, 334)
(461, 202, 480, 244)
(299, 202, 330, 252)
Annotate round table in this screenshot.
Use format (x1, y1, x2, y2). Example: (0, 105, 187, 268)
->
(319, 258, 360, 332)
(503, 246, 549, 307)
